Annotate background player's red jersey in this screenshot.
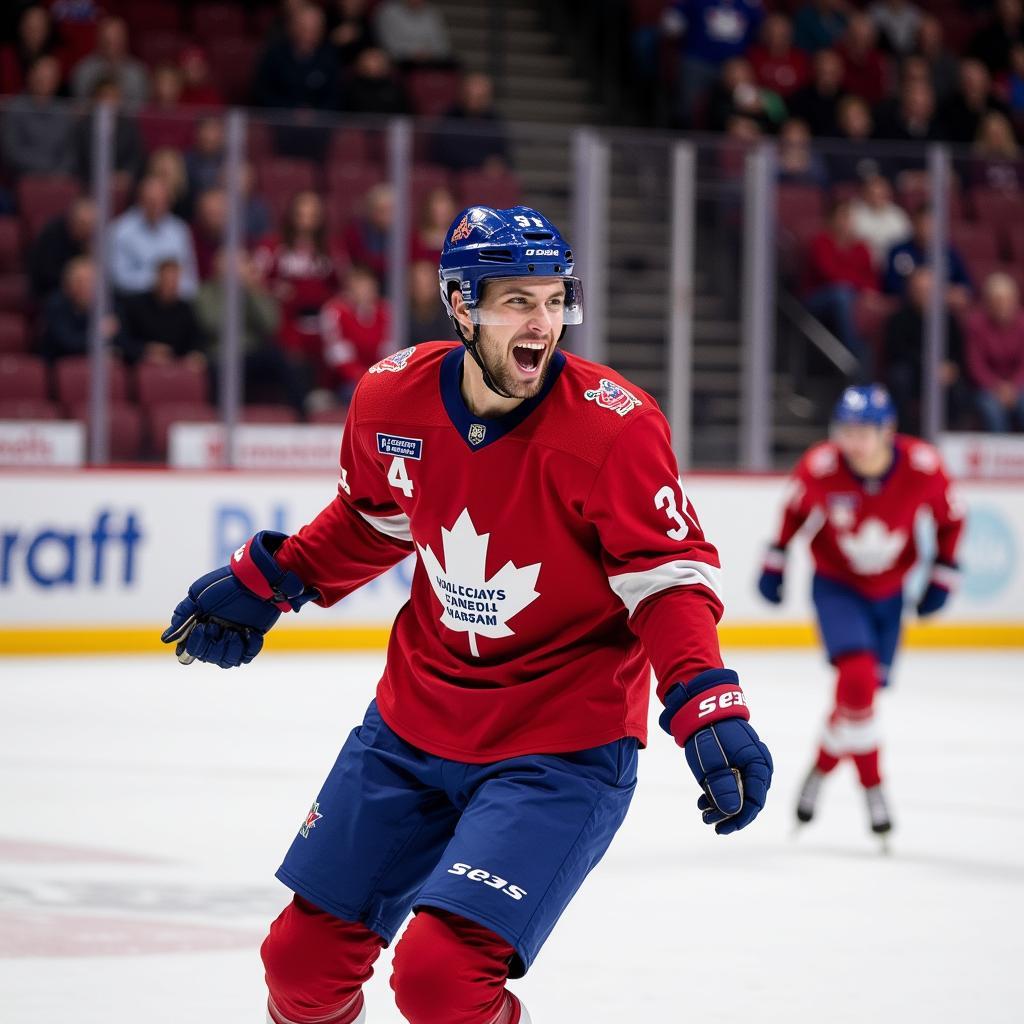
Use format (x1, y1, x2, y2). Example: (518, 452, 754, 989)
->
(771, 435, 964, 599)
(276, 341, 725, 762)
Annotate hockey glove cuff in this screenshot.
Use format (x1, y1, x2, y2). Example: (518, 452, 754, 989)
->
(917, 560, 958, 617)
(660, 669, 773, 835)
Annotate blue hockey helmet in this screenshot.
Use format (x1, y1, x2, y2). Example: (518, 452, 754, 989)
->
(438, 205, 583, 326)
(831, 384, 897, 427)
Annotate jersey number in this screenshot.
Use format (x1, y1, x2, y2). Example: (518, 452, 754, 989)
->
(387, 456, 414, 497)
(654, 478, 692, 541)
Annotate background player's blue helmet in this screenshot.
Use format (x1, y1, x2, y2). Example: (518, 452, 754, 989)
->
(832, 384, 897, 427)
(438, 205, 584, 326)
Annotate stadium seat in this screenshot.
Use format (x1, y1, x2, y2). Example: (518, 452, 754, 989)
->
(0, 218, 22, 272)
(326, 164, 387, 228)
(70, 401, 144, 461)
(0, 313, 29, 353)
(0, 397, 60, 420)
(776, 183, 826, 228)
(207, 37, 261, 103)
(146, 401, 219, 459)
(55, 356, 129, 406)
(241, 404, 300, 424)
(404, 69, 461, 117)
(136, 32, 190, 70)
(16, 176, 81, 239)
(135, 360, 209, 406)
(456, 169, 522, 211)
(257, 157, 322, 220)
(410, 164, 452, 213)
(0, 353, 47, 401)
(854, 292, 898, 358)
(192, 4, 247, 38)
(0, 274, 29, 312)
(328, 128, 374, 167)
(122, 2, 181, 34)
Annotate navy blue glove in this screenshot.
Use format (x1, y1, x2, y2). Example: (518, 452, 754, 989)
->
(917, 561, 958, 618)
(757, 546, 786, 605)
(660, 669, 773, 835)
(161, 531, 317, 668)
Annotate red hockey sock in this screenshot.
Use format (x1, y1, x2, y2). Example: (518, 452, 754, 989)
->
(391, 908, 517, 1024)
(815, 747, 840, 774)
(852, 749, 882, 788)
(261, 895, 383, 1024)
(834, 650, 878, 717)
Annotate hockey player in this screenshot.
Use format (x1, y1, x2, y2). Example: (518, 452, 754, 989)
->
(162, 206, 773, 1024)
(757, 385, 963, 839)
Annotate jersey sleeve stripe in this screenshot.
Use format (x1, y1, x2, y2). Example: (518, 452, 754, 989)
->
(607, 559, 723, 617)
(356, 509, 413, 543)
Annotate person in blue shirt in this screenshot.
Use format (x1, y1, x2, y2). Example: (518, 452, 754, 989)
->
(663, 0, 764, 126)
(883, 205, 972, 311)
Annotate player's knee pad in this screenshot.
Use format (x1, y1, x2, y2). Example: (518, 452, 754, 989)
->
(390, 908, 516, 1024)
(835, 649, 878, 714)
(261, 895, 383, 1023)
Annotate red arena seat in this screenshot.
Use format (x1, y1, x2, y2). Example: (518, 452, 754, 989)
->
(55, 356, 129, 406)
(16, 176, 81, 239)
(147, 401, 218, 459)
(0, 397, 60, 419)
(0, 313, 29, 353)
(135, 360, 209, 407)
(71, 401, 144, 461)
(0, 353, 47, 400)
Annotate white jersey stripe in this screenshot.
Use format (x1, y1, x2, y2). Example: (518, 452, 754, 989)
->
(607, 559, 723, 617)
(357, 509, 413, 543)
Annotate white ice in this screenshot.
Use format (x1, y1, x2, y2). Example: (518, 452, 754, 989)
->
(1, 649, 1022, 1023)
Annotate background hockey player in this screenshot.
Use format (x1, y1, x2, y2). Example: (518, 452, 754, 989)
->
(757, 385, 963, 838)
(161, 205, 773, 1024)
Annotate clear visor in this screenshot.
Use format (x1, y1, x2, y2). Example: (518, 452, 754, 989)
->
(467, 277, 584, 327)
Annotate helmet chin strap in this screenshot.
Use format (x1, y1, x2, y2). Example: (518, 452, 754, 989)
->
(451, 316, 519, 400)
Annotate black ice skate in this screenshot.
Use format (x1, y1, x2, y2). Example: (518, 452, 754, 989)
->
(795, 767, 825, 825)
(864, 784, 893, 836)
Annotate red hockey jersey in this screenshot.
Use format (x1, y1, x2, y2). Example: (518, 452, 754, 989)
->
(276, 341, 725, 762)
(771, 434, 964, 599)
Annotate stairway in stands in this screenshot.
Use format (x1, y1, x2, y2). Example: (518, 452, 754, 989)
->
(434, 0, 790, 467)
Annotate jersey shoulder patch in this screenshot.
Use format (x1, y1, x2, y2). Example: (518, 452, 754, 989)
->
(369, 346, 418, 374)
(355, 341, 457, 424)
(582, 376, 644, 417)
(804, 442, 839, 479)
(904, 438, 941, 475)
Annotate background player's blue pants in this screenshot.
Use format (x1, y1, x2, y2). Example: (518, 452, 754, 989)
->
(277, 700, 638, 977)
(812, 573, 905, 682)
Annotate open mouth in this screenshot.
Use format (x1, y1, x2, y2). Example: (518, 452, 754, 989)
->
(512, 342, 545, 374)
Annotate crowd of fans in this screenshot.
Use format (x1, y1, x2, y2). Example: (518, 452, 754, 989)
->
(632, 0, 1024, 433)
(0, 1, 525, 455)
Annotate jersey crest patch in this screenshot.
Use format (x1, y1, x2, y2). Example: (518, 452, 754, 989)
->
(584, 378, 642, 416)
(468, 423, 487, 446)
(370, 346, 416, 374)
(299, 801, 323, 839)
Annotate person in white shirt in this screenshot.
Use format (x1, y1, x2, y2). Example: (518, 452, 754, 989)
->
(849, 173, 912, 269)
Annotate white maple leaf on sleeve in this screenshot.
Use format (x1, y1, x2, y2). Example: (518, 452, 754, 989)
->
(417, 508, 541, 657)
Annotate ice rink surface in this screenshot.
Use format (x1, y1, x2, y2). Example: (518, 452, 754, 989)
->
(1, 648, 1022, 1023)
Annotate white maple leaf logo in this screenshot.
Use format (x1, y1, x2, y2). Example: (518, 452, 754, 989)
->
(837, 517, 907, 575)
(417, 508, 541, 657)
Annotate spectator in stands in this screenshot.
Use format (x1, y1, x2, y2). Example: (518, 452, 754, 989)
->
(883, 206, 971, 310)
(185, 116, 225, 201)
(47, 0, 100, 75)
(70, 15, 148, 109)
(776, 118, 828, 187)
(145, 147, 190, 220)
(707, 57, 786, 133)
(374, 0, 452, 68)
(0, 5, 59, 96)
(411, 186, 457, 264)
(1002, 44, 1024, 120)
(340, 47, 408, 114)
(253, 2, 339, 160)
(850, 174, 911, 270)
(343, 183, 392, 285)
(178, 46, 224, 109)
(789, 47, 845, 137)
(431, 72, 510, 173)
(661, 0, 763, 127)
(28, 196, 97, 301)
(41, 255, 127, 362)
(868, 0, 921, 58)
(969, 0, 1024, 78)
(191, 188, 227, 281)
(971, 111, 1024, 193)
(883, 266, 967, 434)
(747, 12, 810, 100)
(941, 59, 1012, 146)
(74, 77, 145, 191)
(139, 63, 194, 154)
(108, 175, 199, 298)
(408, 258, 452, 345)
(915, 16, 959, 105)
(802, 198, 878, 377)
(966, 271, 1024, 431)
(119, 258, 205, 367)
(827, 95, 882, 182)
(327, 0, 377, 71)
(253, 189, 338, 375)
(320, 264, 392, 401)
(838, 13, 889, 106)
(1, 55, 74, 178)
(793, 0, 848, 54)
(235, 162, 273, 245)
(876, 76, 940, 143)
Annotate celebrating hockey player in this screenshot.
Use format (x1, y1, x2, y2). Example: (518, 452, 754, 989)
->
(162, 205, 773, 1024)
(757, 385, 963, 839)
